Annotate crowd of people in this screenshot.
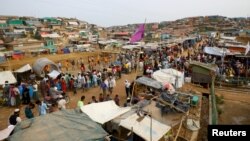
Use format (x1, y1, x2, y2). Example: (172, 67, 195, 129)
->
(4, 36, 250, 127)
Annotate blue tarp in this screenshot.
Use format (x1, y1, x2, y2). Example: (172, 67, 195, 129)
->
(0, 56, 6, 63)
(62, 47, 70, 54)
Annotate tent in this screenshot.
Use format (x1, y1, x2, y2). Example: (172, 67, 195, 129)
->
(81, 101, 131, 124)
(32, 58, 59, 77)
(152, 68, 184, 88)
(9, 109, 107, 141)
(119, 113, 171, 141)
(0, 71, 17, 85)
(135, 76, 163, 89)
(47, 70, 60, 79)
(0, 125, 15, 141)
(14, 64, 32, 73)
(0, 52, 6, 64)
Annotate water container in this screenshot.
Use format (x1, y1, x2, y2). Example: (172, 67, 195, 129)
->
(191, 96, 199, 106)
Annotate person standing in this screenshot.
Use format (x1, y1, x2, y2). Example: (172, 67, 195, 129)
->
(33, 82, 38, 101)
(13, 85, 21, 107)
(28, 84, 34, 102)
(100, 81, 107, 97)
(9, 109, 22, 125)
(36, 100, 48, 116)
(9, 84, 16, 107)
(108, 76, 115, 95)
(125, 80, 131, 97)
(22, 85, 31, 105)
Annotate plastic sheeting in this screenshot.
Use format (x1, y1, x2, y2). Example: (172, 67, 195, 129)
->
(14, 64, 32, 73)
(203, 46, 231, 56)
(0, 71, 17, 85)
(32, 58, 59, 77)
(0, 125, 15, 141)
(122, 45, 141, 50)
(81, 101, 131, 124)
(9, 109, 107, 141)
(135, 76, 163, 89)
(152, 69, 184, 88)
(119, 113, 171, 141)
(47, 70, 60, 79)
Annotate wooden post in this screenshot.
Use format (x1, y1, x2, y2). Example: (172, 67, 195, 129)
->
(174, 116, 185, 141)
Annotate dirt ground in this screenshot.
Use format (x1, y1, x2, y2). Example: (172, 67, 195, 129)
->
(180, 83, 250, 125)
(218, 100, 250, 124)
(0, 51, 101, 70)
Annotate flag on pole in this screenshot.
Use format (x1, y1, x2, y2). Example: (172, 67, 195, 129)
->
(130, 24, 145, 43)
(245, 42, 250, 55)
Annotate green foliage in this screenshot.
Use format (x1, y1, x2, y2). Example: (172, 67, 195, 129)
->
(217, 106, 223, 116)
(216, 95, 224, 105)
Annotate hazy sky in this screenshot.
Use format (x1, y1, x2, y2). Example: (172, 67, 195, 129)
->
(0, 0, 249, 27)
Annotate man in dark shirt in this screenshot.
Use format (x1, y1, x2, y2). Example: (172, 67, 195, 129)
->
(9, 109, 22, 125)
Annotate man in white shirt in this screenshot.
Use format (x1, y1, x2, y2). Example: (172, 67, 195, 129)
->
(125, 80, 131, 97)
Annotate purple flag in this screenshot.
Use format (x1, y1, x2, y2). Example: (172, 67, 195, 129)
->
(130, 24, 145, 43)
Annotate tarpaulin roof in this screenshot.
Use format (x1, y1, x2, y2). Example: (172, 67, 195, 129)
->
(0, 125, 15, 141)
(203, 46, 232, 56)
(41, 33, 61, 38)
(14, 64, 32, 73)
(135, 76, 163, 89)
(9, 109, 107, 141)
(119, 113, 171, 141)
(81, 101, 131, 124)
(47, 70, 60, 79)
(0, 71, 17, 85)
(122, 45, 141, 50)
(189, 61, 217, 72)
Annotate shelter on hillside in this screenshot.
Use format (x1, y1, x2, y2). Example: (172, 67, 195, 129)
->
(32, 58, 59, 77)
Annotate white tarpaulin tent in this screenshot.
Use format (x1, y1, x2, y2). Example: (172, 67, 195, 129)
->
(81, 101, 131, 124)
(152, 68, 184, 88)
(0, 125, 15, 140)
(47, 70, 60, 79)
(203, 46, 232, 56)
(0, 71, 17, 85)
(14, 64, 32, 73)
(119, 113, 171, 141)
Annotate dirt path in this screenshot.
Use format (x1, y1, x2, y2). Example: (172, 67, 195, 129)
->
(0, 51, 101, 70)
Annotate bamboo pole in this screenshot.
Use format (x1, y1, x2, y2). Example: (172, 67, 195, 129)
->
(174, 116, 185, 141)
